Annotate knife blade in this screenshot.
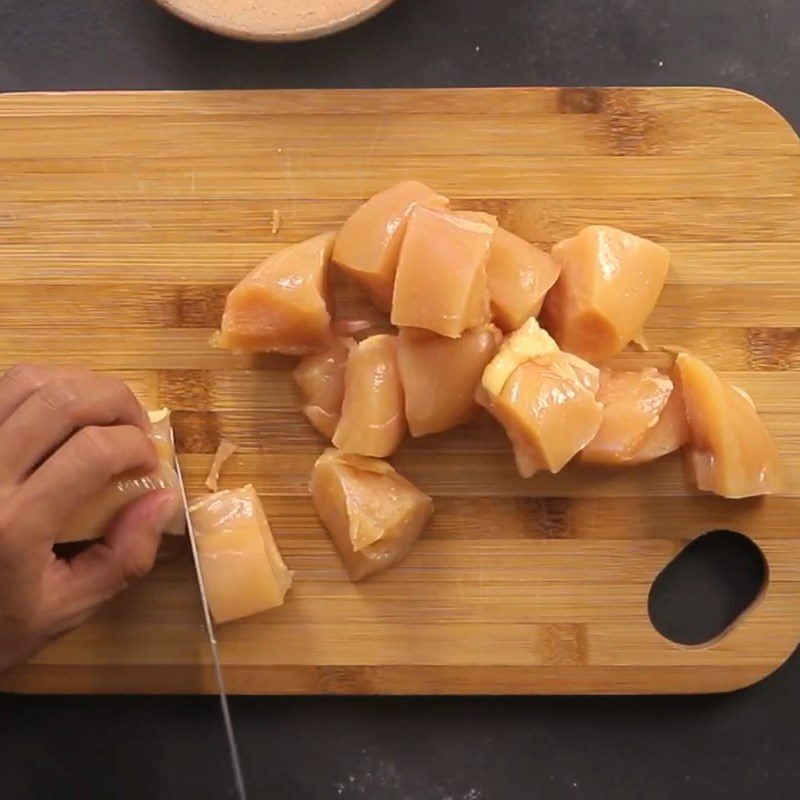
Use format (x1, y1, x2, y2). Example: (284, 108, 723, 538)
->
(170, 425, 248, 800)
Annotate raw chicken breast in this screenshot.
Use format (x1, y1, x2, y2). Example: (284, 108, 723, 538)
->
(453, 214, 562, 332)
(487, 228, 562, 333)
(478, 319, 603, 477)
(455, 210, 499, 227)
(391, 206, 493, 338)
(213, 232, 335, 355)
(580, 367, 675, 465)
(190, 485, 292, 624)
(310, 449, 434, 581)
(675, 352, 782, 498)
(149, 409, 176, 463)
(294, 337, 356, 440)
(205, 439, 238, 492)
(397, 324, 502, 437)
(333, 334, 406, 457)
(58, 408, 185, 544)
(541, 226, 669, 362)
(624, 381, 690, 466)
(333, 181, 449, 312)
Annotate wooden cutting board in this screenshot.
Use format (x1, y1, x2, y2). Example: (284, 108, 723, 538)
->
(0, 87, 799, 695)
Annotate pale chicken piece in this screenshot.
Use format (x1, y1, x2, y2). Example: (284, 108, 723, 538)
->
(486, 228, 562, 333)
(541, 226, 670, 362)
(454, 210, 499, 227)
(580, 367, 674, 465)
(454, 213, 562, 332)
(567, 353, 601, 395)
(212, 232, 335, 355)
(675, 352, 782, 498)
(397, 325, 502, 437)
(58, 409, 185, 544)
(624, 381, 690, 465)
(391, 206, 493, 338)
(293, 337, 356, 440)
(148, 407, 176, 464)
(333, 181, 449, 312)
(487, 362, 603, 477)
(310, 449, 434, 581)
(333, 334, 406, 457)
(481, 316, 559, 394)
(205, 439, 238, 492)
(478, 319, 603, 477)
(190, 485, 292, 624)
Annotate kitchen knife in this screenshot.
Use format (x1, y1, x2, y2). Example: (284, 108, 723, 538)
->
(169, 425, 248, 800)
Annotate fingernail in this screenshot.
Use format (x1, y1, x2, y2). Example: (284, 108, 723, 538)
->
(152, 490, 180, 533)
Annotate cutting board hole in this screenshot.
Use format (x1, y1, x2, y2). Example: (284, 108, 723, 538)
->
(647, 531, 767, 646)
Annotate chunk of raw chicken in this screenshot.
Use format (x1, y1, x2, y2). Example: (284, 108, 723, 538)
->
(580, 367, 677, 465)
(58, 408, 185, 544)
(332, 334, 406, 457)
(541, 226, 669, 362)
(454, 213, 562, 332)
(397, 325, 502, 437)
(478, 319, 603, 477)
(333, 181, 449, 312)
(205, 439, 238, 492)
(625, 381, 690, 466)
(293, 337, 356, 440)
(190, 485, 292, 624)
(675, 352, 782, 498)
(487, 229, 562, 333)
(391, 206, 493, 337)
(310, 449, 434, 581)
(213, 232, 335, 355)
(454, 210, 499, 227)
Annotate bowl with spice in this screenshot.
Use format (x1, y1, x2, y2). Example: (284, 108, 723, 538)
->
(154, 0, 395, 41)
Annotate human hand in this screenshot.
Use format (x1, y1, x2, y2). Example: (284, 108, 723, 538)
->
(0, 365, 179, 672)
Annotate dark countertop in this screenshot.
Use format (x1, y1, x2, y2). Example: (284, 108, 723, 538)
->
(1, 1, 799, 798)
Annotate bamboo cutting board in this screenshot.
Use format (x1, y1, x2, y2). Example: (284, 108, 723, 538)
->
(0, 87, 799, 695)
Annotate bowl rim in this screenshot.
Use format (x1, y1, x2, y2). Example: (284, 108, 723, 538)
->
(152, 0, 396, 42)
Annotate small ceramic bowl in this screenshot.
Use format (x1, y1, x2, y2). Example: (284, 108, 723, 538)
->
(154, 0, 396, 42)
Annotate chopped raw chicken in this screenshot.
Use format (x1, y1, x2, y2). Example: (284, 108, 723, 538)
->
(332, 334, 406, 457)
(485, 228, 562, 333)
(148, 407, 176, 464)
(624, 380, 690, 465)
(310, 449, 433, 581)
(675, 352, 782, 498)
(478, 319, 603, 477)
(481, 316, 559, 394)
(190, 485, 292, 624)
(541, 226, 670, 362)
(205, 439, 238, 492)
(397, 324, 502, 437)
(454, 214, 562, 332)
(580, 367, 675, 465)
(455, 210, 499, 227)
(58, 408, 185, 543)
(212, 232, 335, 355)
(293, 337, 355, 440)
(391, 206, 493, 338)
(333, 181, 449, 312)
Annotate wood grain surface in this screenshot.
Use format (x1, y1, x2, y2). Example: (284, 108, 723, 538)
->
(0, 87, 798, 695)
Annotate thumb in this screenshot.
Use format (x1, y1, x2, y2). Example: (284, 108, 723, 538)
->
(40, 489, 179, 635)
